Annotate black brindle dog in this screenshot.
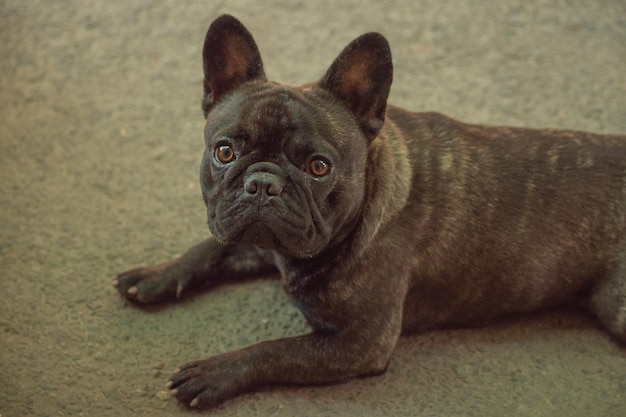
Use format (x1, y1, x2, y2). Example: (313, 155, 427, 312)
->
(115, 15, 626, 409)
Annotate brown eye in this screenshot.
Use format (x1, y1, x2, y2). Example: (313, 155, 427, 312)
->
(214, 145, 235, 164)
(308, 158, 331, 177)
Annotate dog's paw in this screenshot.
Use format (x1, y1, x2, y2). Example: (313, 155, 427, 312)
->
(167, 354, 253, 409)
(113, 259, 192, 304)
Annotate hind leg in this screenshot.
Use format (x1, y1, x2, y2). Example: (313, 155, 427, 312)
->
(590, 246, 626, 342)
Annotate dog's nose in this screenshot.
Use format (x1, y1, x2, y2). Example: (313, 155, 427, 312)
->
(244, 172, 285, 197)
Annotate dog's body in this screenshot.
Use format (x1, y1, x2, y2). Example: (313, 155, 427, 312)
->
(115, 15, 626, 409)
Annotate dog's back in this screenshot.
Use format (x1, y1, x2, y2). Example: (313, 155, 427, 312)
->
(381, 107, 626, 338)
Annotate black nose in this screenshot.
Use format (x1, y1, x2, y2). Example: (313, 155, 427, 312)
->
(244, 172, 285, 197)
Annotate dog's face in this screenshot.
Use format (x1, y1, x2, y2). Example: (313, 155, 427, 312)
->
(199, 16, 392, 258)
(200, 83, 368, 257)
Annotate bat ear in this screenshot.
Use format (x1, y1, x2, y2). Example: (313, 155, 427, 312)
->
(319, 33, 393, 141)
(202, 15, 266, 116)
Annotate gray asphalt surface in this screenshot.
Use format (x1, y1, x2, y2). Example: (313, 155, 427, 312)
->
(1, 1, 625, 416)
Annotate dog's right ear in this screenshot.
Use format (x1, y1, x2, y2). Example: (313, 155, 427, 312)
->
(202, 15, 266, 116)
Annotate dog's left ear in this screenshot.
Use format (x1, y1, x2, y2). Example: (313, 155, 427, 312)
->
(202, 15, 266, 116)
(320, 33, 393, 141)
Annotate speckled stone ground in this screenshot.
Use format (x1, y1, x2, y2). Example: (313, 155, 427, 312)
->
(1, 1, 625, 416)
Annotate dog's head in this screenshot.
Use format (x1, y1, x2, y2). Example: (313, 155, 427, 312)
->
(199, 15, 393, 258)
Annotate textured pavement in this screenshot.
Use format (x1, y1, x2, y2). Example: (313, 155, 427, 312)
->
(1, 1, 625, 416)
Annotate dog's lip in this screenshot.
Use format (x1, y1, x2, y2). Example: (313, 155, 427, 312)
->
(212, 214, 326, 258)
(209, 188, 332, 257)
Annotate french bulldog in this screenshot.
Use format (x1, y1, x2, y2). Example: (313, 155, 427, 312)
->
(114, 14, 626, 409)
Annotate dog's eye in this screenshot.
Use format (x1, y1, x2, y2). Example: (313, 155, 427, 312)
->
(214, 144, 236, 164)
(307, 158, 331, 177)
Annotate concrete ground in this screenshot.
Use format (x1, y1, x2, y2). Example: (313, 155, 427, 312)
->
(1, 1, 625, 416)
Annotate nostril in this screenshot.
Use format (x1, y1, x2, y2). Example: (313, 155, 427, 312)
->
(245, 179, 258, 195)
(266, 181, 283, 196)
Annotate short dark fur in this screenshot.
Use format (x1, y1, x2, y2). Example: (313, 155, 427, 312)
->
(115, 15, 626, 409)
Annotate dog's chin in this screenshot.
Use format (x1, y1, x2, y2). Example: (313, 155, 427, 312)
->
(237, 222, 282, 251)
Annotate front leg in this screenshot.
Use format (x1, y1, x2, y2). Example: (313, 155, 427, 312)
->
(113, 238, 276, 304)
(166, 256, 407, 410)
(167, 329, 398, 409)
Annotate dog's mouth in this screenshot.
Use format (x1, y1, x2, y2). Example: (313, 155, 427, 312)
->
(207, 179, 337, 258)
(210, 202, 311, 254)
(211, 208, 330, 258)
